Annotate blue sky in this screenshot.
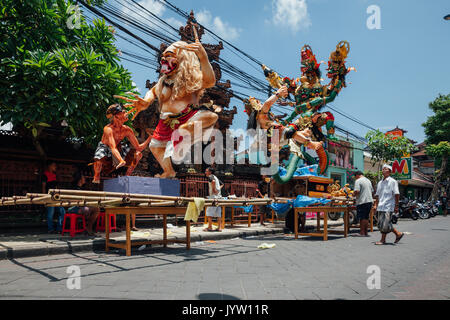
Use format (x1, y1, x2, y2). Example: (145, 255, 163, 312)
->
(104, 0, 450, 144)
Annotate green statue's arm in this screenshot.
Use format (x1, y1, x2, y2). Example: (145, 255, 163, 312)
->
(282, 80, 342, 125)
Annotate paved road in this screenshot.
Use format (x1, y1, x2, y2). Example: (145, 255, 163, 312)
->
(0, 216, 449, 300)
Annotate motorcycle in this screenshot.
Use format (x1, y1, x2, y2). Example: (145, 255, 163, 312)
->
(396, 199, 419, 221)
(430, 200, 440, 217)
(416, 200, 430, 219)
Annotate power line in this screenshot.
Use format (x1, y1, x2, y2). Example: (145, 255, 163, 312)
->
(327, 103, 376, 131)
(78, 0, 162, 53)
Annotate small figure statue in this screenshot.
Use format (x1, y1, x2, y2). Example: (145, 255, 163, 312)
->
(329, 180, 341, 196)
(92, 104, 152, 184)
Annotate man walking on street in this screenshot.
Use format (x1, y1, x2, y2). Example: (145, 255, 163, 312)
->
(373, 164, 404, 245)
(353, 171, 373, 236)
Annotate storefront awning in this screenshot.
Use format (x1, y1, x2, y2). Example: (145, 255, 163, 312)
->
(405, 178, 434, 188)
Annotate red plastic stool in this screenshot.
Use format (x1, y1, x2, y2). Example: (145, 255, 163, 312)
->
(96, 212, 117, 232)
(61, 213, 86, 237)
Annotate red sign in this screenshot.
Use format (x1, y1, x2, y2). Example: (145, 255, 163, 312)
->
(385, 128, 404, 140)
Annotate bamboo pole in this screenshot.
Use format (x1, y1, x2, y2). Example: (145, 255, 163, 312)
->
(52, 194, 131, 203)
(46, 199, 123, 207)
(1, 195, 53, 206)
(137, 201, 177, 207)
(49, 189, 191, 201)
(1, 196, 28, 201)
(84, 199, 123, 206)
(49, 189, 269, 204)
(0, 189, 273, 208)
(128, 198, 168, 203)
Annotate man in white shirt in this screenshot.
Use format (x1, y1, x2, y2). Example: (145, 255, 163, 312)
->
(204, 167, 223, 232)
(353, 171, 374, 236)
(373, 164, 404, 245)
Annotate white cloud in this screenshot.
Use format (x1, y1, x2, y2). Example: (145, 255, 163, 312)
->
(196, 10, 240, 41)
(272, 0, 311, 32)
(121, 0, 165, 18)
(166, 17, 184, 29)
(131, 81, 140, 94)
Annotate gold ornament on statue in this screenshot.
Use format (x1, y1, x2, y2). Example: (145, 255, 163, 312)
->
(262, 65, 283, 89)
(330, 41, 350, 63)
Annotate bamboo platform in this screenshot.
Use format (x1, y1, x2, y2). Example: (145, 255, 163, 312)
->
(0, 189, 273, 208)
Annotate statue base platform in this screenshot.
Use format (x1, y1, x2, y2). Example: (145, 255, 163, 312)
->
(103, 176, 180, 197)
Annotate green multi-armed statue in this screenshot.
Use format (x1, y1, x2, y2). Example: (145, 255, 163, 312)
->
(247, 41, 355, 184)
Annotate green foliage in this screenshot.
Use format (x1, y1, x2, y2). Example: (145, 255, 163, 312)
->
(426, 141, 450, 158)
(363, 171, 381, 186)
(426, 141, 450, 177)
(422, 94, 450, 146)
(423, 94, 450, 180)
(365, 129, 416, 165)
(0, 0, 136, 146)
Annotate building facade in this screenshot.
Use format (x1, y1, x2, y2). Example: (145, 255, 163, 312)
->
(324, 135, 365, 187)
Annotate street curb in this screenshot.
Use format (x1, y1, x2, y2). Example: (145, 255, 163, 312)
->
(0, 227, 286, 260)
(1, 221, 346, 260)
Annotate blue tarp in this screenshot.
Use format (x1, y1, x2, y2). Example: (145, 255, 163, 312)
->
(276, 164, 329, 179)
(269, 195, 331, 217)
(233, 205, 254, 213)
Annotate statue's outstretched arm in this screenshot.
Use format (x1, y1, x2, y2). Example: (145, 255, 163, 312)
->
(282, 80, 342, 125)
(114, 86, 157, 120)
(125, 127, 152, 152)
(261, 86, 288, 114)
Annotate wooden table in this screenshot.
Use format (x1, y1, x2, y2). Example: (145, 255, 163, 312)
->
(203, 206, 254, 228)
(104, 206, 190, 256)
(294, 206, 350, 241)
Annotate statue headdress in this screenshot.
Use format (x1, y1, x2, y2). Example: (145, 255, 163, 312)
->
(329, 41, 349, 64)
(244, 97, 262, 111)
(300, 45, 321, 75)
(327, 41, 350, 81)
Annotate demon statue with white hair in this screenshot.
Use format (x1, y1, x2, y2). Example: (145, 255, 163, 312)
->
(115, 37, 219, 178)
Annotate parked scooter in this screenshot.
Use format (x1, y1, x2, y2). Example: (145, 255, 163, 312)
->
(416, 200, 430, 219)
(430, 200, 440, 217)
(395, 198, 419, 221)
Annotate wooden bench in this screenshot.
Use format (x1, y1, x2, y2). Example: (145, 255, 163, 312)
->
(104, 206, 190, 256)
(294, 206, 350, 241)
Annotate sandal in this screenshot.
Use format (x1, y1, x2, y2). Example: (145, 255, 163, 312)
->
(214, 229, 222, 232)
(375, 241, 385, 245)
(203, 228, 214, 232)
(394, 233, 404, 244)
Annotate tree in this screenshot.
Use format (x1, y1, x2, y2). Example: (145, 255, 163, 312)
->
(0, 0, 136, 159)
(365, 129, 416, 170)
(422, 94, 450, 199)
(426, 142, 450, 199)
